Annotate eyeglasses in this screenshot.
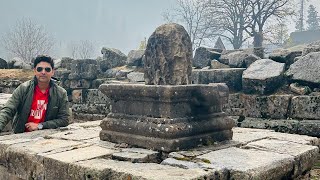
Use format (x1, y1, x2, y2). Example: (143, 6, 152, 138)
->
(36, 67, 52, 73)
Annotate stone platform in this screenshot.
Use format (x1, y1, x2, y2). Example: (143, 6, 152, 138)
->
(0, 121, 318, 180)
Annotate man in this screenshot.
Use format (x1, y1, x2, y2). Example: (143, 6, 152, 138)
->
(0, 55, 70, 133)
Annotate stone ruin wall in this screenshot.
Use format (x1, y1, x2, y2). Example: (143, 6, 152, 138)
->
(1, 42, 320, 137)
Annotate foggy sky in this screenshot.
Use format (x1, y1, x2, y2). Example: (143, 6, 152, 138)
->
(0, 0, 176, 59)
(0, 0, 319, 59)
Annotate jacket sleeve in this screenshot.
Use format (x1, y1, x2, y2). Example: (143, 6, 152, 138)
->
(0, 86, 23, 132)
(42, 90, 70, 129)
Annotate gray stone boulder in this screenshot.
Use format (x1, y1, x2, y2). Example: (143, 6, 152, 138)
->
(101, 47, 127, 70)
(115, 69, 133, 80)
(290, 95, 320, 120)
(193, 47, 222, 68)
(69, 59, 98, 80)
(286, 52, 320, 85)
(302, 40, 320, 56)
(210, 60, 230, 69)
(192, 68, 245, 92)
(127, 50, 144, 66)
(269, 49, 302, 69)
(60, 57, 73, 70)
(219, 51, 260, 68)
(103, 68, 120, 78)
(127, 72, 144, 82)
(144, 23, 192, 85)
(0, 58, 7, 69)
(242, 59, 285, 94)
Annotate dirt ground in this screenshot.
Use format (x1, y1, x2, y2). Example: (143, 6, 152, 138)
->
(0, 69, 34, 81)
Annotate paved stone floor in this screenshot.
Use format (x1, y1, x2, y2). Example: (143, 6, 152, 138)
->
(0, 120, 318, 180)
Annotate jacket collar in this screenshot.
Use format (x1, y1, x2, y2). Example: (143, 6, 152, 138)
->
(32, 76, 55, 87)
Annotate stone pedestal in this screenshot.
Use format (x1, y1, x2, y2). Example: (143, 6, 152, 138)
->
(99, 83, 234, 152)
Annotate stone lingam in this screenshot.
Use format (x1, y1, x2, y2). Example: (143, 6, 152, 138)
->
(99, 23, 234, 152)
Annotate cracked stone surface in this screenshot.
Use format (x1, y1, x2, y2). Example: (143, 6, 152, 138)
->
(0, 121, 318, 180)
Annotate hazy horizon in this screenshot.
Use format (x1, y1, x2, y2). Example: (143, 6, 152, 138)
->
(0, 0, 177, 59)
(0, 0, 319, 60)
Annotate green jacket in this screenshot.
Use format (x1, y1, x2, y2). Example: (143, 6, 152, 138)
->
(0, 77, 70, 133)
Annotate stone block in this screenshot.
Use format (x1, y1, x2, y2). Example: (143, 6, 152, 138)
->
(269, 49, 302, 69)
(71, 89, 84, 103)
(197, 147, 294, 179)
(290, 95, 320, 119)
(144, 23, 192, 85)
(245, 139, 319, 178)
(192, 68, 245, 92)
(91, 79, 107, 89)
(193, 47, 222, 68)
(72, 103, 110, 114)
(210, 60, 230, 69)
(233, 127, 319, 146)
(101, 47, 127, 69)
(99, 83, 234, 151)
(70, 79, 91, 89)
(127, 72, 145, 82)
(68, 158, 215, 180)
(69, 59, 98, 80)
(100, 84, 229, 118)
(73, 113, 106, 121)
(240, 94, 292, 119)
(239, 118, 299, 134)
(242, 59, 285, 94)
(127, 49, 144, 66)
(54, 69, 71, 80)
(43, 146, 115, 180)
(47, 129, 100, 141)
(297, 120, 320, 137)
(112, 148, 159, 163)
(85, 89, 111, 104)
(219, 51, 260, 68)
(2, 139, 83, 179)
(286, 52, 320, 84)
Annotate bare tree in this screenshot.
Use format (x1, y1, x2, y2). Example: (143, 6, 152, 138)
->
(264, 21, 289, 46)
(212, 0, 251, 49)
(68, 40, 94, 59)
(163, 0, 220, 50)
(246, 0, 294, 47)
(1, 18, 54, 63)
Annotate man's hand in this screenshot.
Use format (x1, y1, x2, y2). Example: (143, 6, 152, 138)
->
(25, 122, 39, 131)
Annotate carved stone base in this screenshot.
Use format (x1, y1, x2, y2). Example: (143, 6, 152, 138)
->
(99, 84, 234, 152)
(100, 129, 233, 152)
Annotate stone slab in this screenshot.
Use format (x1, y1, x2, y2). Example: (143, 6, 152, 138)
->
(43, 146, 116, 180)
(197, 147, 294, 179)
(43, 145, 115, 163)
(233, 127, 319, 146)
(0, 121, 318, 180)
(244, 139, 319, 177)
(69, 158, 215, 180)
(112, 149, 159, 163)
(47, 129, 100, 141)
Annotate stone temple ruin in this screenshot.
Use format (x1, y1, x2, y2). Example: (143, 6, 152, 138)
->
(0, 23, 319, 179)
(99, 23, 234, 151)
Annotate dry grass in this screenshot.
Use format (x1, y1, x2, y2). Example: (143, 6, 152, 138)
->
(0, 69, 34, 81)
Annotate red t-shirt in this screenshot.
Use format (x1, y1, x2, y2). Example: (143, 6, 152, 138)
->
(25, 85, 49, 132)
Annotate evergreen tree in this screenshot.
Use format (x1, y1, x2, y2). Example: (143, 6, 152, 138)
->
(306, 4, 320, 30)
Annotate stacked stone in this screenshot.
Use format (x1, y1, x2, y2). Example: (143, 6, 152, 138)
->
(99, 23, 234, 152)
(62, 59, 111, 121)
(0, 80, 23, 93)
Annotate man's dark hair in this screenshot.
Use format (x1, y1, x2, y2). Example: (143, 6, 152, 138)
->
(33, 55, 54, 69)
